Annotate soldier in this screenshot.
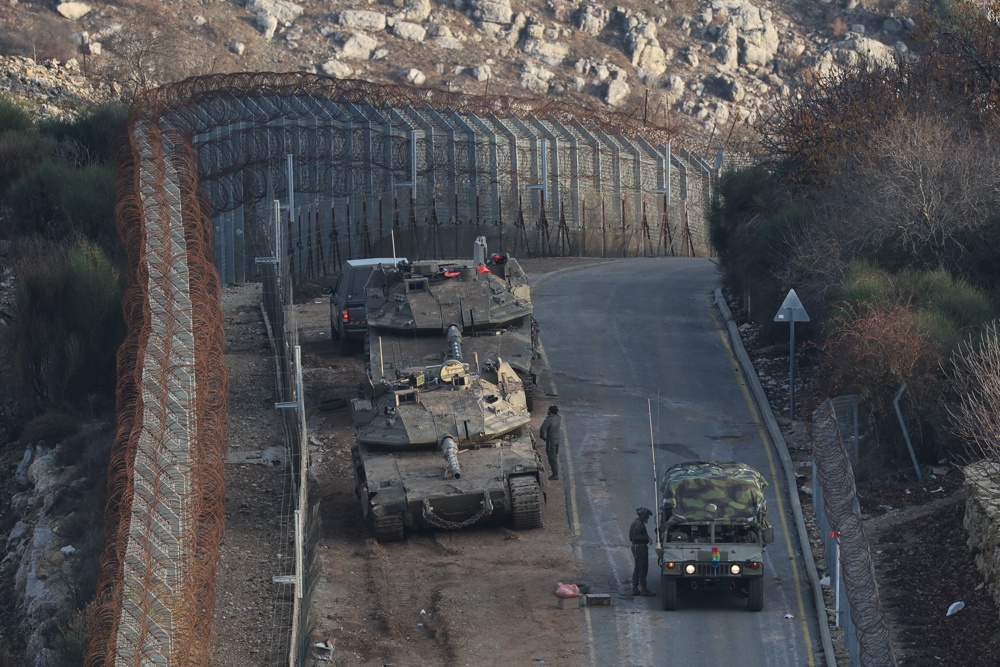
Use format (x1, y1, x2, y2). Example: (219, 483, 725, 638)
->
(630, 507, 656, 596)
(539, 405, 562, 481)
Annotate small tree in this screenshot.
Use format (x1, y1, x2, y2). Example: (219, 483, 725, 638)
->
(946, 321, 1000, 482)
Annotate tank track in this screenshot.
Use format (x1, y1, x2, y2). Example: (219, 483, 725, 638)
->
(518, 370, 535, 413)
(509, 475, 542, 530)
(371, 513, 404, 543)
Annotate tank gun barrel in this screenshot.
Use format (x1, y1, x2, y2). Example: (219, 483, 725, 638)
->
(441, 436, 462, 478)
(447, 325, 463, 362)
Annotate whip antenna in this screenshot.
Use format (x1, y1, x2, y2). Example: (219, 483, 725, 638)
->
(648, 398, 661, 549)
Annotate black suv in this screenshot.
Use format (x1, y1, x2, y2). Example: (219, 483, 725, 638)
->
(330, 258, 405, 354)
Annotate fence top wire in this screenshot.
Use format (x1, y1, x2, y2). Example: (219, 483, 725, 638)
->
(130, 72, 688, 148)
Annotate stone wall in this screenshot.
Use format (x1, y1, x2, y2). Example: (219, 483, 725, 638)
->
(963, 461, 1000, 620)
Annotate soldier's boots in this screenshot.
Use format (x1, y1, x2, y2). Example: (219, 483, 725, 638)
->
(639, 585, 656, 597)
(630, 586, 641, 596)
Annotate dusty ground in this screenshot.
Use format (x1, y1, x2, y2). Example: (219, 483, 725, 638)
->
(210, 260, 1000, 667)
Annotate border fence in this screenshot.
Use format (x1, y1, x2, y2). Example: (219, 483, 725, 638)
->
(86, 71, 730, 666)
(812, 399, 898, 667)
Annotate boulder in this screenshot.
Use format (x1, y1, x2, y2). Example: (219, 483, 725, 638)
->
(339, 9, 387, 32)
(406, 68, 427, 85)
(522, 39, 568, 67)
(320, 59, 354, 78)
(255, 13, 279, 39)
(519, 63, 554, 94)
(604, 78, 630, 107)
(576, 2, 610, 36)
(55, 2, 91, 20)
(470, 0, 513, 24)
(471, 64, 491, 81)
(246, 0, 303, 24)
(341, 32, 379, 59)
(391, 21, 427, 42)
(395, 0, 432, 22)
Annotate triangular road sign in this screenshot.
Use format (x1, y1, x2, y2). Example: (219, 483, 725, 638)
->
(774, 289, 810, 322)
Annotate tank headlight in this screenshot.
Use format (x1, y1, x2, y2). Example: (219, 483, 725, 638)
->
(730, 564, 741, 575)
(664, 561, 676, 570)
(684, 564, 696, 575)
(748, 561, 762, 570)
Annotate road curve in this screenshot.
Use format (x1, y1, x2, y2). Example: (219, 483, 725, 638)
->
(533, 258, 823, 667)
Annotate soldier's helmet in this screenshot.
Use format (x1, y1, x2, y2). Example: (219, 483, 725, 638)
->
(636, 507, 652, 518)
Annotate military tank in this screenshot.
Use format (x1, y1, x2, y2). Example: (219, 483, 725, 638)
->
(363, 236, 541, 411)
(350, 241, 545, 541)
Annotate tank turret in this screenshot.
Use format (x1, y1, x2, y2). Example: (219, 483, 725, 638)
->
(352, 324, 529, 450)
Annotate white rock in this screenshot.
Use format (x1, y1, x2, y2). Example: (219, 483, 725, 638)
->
(522, 39, 568, 67)
(85, 41, 101, 55)
(230, 41, 246, 55)
(471, 0, 513, 24)
(60, 545, 77, 556)
(471, 64, 491, 81)
(56, 2, 91, 20)
(255, 13, 279, 39)
(341, 32, 379, 59)
(320, 59, 355, 78)
(339, 9, 387, 32)
(391, 21, 426, 42)
(395, 0, 432, 22)
(69, 31, 89, 46)
(604, 78, 630, 107)
(193, 14, 207, 26)
(436, 36, 463, 50)
(246, 0, 303, 24)
(406, 68, 426, 85)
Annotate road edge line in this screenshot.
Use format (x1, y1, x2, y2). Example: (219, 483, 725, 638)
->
(714, 287, 837, 667)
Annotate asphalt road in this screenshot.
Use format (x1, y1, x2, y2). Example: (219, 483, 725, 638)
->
(533, 258, 822, 667)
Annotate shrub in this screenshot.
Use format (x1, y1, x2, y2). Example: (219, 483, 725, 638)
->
(6, 161, 117, 247)
(39, 103, 128, 165)
(7, 237, 124, 412)
(0, 131, 53, 198)
(0, 94, 31, 134)
(18, 413, 81, 447)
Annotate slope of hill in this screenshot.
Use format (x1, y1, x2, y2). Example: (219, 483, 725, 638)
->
(1, 0, 919, 138)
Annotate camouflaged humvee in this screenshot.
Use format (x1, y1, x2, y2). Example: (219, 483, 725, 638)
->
(655, 461, 774, 611)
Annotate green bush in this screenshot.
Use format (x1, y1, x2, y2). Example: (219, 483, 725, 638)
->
(0, 94, 31, 134)
(0, 131, 53, 197)
(7, 161, 117, 246)
(40, 103, 128, 165)
(897, 268, 996, 333)
(8, 237, 124, 412)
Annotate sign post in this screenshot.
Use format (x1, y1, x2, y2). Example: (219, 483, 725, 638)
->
(773, 289, 810, 420)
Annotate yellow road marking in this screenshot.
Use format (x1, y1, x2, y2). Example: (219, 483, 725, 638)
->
(712, 300, 815, 666)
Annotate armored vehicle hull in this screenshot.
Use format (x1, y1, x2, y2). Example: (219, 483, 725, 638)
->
(655, 461, 773, 611)
(351, 431, 543, 542)
(350, 250, 546, 541)
(364, 237, 541, 410)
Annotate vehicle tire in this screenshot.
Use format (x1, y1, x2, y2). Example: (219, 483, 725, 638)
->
(510, 475, 542, 530)
(747, 577, 764, 611)
(661, 573, 677, 611)
(519, 371, 535, 413)
(371, 513, 404, 543)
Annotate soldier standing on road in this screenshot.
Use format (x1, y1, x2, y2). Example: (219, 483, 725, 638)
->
(539, 405, 562, 481)
(630, 507, 656, 596)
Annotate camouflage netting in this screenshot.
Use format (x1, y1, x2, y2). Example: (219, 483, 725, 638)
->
(660, 461, 768, 524)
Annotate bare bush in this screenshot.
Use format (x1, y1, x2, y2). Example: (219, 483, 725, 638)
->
(946, 320, 1000, 481)
(100, 16, 184, 101)
(822, 112, 999, 275)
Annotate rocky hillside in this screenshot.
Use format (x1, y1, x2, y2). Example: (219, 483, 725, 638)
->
(0, 0, 919, 136)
